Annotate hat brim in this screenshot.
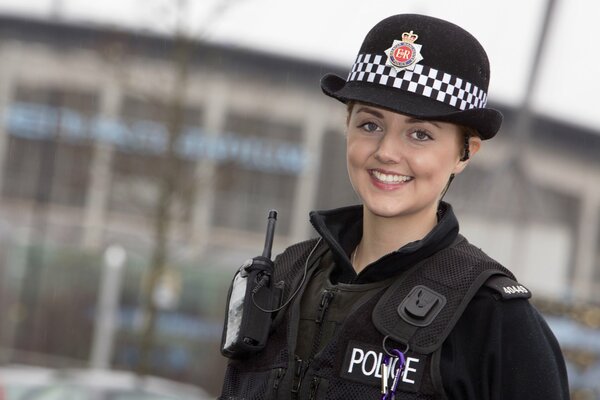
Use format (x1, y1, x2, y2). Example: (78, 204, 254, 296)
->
(321, 73, 502, 140)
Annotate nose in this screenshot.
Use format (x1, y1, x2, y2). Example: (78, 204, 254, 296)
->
(374, 132, 402, 164)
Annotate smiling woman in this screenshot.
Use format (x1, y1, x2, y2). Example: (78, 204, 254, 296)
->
(345, 105, 480, 273)
(219, 13, 569, 400)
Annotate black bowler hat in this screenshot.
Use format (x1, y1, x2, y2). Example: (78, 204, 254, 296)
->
(321, 14, 502, 139)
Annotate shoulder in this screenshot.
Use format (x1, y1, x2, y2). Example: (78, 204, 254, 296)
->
(445, 238, 538, 333)
(449, 236, 528, 296)
(442, 284, 570, 399)
(273, 238, 325, 279)
(440, 239, 569, 398)
(450, 235, 504, 266)
(274, 237, 321, 263)
(460, 278, 543, 337)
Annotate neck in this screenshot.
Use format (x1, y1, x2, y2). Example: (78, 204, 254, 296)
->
(353, 204, 438, 273)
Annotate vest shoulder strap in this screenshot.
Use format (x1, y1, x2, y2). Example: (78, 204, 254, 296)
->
(271, 238, 326, 325)
(372, 235, 520, 354)
(272, 237, 320, 283)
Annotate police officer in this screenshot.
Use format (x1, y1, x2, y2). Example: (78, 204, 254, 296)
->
(220, 13, 570, 400)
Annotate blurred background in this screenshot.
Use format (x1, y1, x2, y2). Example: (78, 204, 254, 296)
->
(0, 0, 598, 398)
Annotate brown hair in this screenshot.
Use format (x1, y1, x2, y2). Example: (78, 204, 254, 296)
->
(346, 101, 356, 126)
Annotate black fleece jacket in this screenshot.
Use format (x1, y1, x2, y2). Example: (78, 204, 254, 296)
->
(308, 202, 570, 400)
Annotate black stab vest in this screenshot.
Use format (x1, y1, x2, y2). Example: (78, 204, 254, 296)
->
(219, 235, 528, 400)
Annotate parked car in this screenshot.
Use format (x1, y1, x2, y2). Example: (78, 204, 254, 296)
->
(0, 365, 213, 400)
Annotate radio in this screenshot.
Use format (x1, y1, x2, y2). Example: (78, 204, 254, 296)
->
(220, 210, 280, 358)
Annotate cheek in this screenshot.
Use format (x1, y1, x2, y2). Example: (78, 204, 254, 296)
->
(346, 137, 373, 189)
(346, 136, 367, 168)
(410, 149, 458, 180)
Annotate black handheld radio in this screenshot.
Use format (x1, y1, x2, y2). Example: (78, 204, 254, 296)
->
(221, 210, 279, 358)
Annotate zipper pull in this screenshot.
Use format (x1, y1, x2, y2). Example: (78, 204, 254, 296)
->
(315, 290, 334, 324)
(272, 367, 284, 391)
(291, 357, 306, 394)
(308, 376, 320, 400)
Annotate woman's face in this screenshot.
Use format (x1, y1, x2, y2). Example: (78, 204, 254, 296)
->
(346, 103, 477, 221)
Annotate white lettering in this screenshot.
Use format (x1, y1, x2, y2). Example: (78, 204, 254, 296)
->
(374, 352, 384, 378)
(503, 285, 528, 295)
(362, 351, 378, 376)
(519, 285, 528, 293)
(348, 348, 364, 373)
(345, 345, 422, 384)
(402, 357, 420, 384)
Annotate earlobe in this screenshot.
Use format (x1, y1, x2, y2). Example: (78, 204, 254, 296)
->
(452, 159, 468, 175)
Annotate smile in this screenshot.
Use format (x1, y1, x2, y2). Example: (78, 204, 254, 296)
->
(370, 170, 414, 184)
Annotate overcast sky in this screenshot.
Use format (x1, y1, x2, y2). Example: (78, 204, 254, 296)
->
(0, 0, 598, 133)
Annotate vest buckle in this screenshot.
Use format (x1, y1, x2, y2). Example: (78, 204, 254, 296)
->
(397, 285, 446, 327)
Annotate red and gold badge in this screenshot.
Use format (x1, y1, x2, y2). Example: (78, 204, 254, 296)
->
(384, 31, 424, 72)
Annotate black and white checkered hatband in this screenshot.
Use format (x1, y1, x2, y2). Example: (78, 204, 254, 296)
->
(347, 53, 488, 111)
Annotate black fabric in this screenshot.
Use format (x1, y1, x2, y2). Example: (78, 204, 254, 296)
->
(293, 252, 393, 364)
(219, 203, 570, 399)
(441, 287, 570, 400)
(220, 239, 323, 400)
(306, 202, 568, 399)
(297, 270, 438, 399)
(309, 201, 458, 284)
(373, 236, 515, 353)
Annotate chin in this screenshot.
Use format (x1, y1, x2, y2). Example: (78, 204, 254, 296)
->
(363, 201, 410, 219)
(362, 195, 438, 221)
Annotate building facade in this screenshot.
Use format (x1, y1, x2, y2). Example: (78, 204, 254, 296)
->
(0, 14, 599, 394)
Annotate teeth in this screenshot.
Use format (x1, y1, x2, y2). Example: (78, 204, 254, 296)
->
(372, 170, 412, 183)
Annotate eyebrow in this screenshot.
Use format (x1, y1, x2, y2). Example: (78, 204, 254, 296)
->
(355, 106, 443, 129)
(355, 106, 385, 119)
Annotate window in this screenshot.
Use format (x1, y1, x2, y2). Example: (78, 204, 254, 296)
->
(2, 87, 98, 207)
(211, 112, 302, 235)
(108, 96, 201, 220)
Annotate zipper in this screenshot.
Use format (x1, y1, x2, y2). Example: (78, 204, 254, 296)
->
(315, 290, 335, 324)
(291, 356, 306, 395)
(308, 376, 321, 400)
(309, 290, 335, 359)
(285, 240, 328, 400)
(292, 290, 334, 399)
(272, 367, 284, 393)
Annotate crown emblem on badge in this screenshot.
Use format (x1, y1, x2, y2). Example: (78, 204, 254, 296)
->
(384, 30, 424, 72)
(401, 30, 418, 43)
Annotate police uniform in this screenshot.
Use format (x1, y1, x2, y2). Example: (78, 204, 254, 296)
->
(219, 203, 569, 399)
(219, 13, 570, 400)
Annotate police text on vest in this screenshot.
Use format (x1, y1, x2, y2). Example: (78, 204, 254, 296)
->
(341, 340, 425, 393)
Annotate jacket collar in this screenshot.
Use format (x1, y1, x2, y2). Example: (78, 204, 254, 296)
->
(309, 202, 459, 284)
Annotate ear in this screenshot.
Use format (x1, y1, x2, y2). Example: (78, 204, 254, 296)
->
(452, 136, 481, 175)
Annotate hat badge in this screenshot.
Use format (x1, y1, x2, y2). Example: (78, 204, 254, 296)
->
(384, 30, 424, 72)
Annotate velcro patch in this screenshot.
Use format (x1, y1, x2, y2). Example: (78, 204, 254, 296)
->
(485, 275, 531, 300)
(340, 340, 425, 393)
